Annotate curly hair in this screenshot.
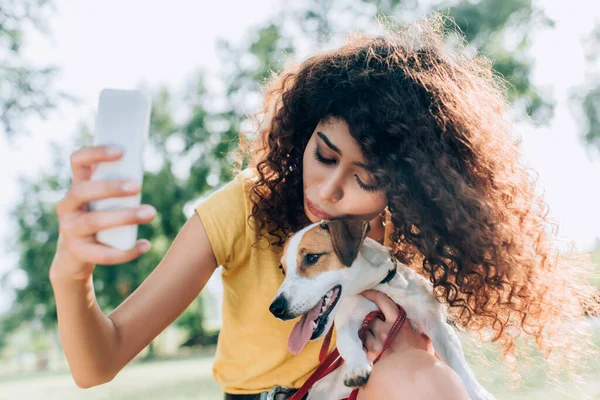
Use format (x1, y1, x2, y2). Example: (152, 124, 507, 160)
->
(236, 14, 598, 367)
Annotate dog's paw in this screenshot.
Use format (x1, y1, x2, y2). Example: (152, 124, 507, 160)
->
(343, 363, 372, 388)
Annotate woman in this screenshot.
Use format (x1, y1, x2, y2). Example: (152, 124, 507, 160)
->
(50, 15, 596, 399)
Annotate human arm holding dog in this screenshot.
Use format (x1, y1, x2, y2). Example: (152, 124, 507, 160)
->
(49, 145, 217, 388)
(359, 290, 470, 399)
(360, 290, 433, 360)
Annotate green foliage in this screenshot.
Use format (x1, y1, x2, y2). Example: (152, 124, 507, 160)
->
(444, 0, 555, 122)
(0, 76, 227, 347)
(576, 23, 600, 152)
(0, 0, 67, 137)
(581, 87, 600, 150)
(0, 143, 70, 346)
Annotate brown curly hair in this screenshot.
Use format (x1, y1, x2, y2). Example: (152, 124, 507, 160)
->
(236, 14, 598, 367)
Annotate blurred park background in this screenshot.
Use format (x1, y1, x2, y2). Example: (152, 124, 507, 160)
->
(0, 0, 599, 399)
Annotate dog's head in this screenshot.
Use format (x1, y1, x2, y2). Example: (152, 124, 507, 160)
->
(269, 219, 370, 355)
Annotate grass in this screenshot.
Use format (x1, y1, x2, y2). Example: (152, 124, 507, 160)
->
(1, 324, 599, 399)
(0, 356, 222, 400)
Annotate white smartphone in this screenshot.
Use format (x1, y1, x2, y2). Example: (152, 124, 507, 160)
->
(89, 88, 152, 250)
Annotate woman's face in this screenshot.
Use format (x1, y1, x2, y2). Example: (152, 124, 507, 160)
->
(302, 117, 387, 224)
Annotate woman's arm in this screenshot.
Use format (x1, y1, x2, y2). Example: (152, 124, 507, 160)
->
(51, 213, 217, 388)
(358, 290, 470, 399)
(358, 348, 470, 400)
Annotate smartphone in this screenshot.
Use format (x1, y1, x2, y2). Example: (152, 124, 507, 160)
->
(89, 88, 152, 250)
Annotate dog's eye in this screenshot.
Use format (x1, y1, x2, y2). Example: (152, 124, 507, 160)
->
(278, 264, 286, 276)
(304, 253, 321, 265)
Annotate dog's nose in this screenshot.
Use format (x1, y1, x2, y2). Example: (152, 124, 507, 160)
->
(269, 295, 288, 319)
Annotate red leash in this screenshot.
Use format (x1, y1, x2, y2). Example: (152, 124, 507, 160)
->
(289, 305, 407, 400)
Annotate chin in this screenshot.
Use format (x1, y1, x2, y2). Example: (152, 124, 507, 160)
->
(307, 215, 320, 224)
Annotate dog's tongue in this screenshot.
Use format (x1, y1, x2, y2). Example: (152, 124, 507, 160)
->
(288, 301, 322, 355)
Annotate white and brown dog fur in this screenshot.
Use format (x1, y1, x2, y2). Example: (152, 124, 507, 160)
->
(269, 219, 495, 400)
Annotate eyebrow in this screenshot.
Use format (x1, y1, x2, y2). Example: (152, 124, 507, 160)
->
(316, 131, 370, 171)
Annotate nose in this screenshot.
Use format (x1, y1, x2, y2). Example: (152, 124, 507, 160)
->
(269, 294, 289, 319)
(318, 173, 343, 204)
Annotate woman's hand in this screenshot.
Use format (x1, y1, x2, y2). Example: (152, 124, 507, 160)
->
(360, 289, 434, 362)
(50, 145, 156, 281)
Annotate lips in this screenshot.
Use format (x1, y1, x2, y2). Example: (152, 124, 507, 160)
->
(306, 197, 333, 220)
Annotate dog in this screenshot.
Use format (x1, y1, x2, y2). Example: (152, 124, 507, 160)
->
(269, 219, 495, 400)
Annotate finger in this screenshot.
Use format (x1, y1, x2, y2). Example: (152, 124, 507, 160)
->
(361, 290, 400, 323)
(69, 239, 152, 265)
(70, 145, 124, 183)
(363, 331, 382, 362)
(58, 179, 141, 215)
(65, 205, 156, 237)
(369, 317, 393, 343)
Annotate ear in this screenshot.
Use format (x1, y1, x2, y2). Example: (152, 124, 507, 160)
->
(322, 220, 370, 267)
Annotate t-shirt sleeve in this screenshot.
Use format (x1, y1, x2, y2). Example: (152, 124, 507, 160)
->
(194, 172, 252, 270)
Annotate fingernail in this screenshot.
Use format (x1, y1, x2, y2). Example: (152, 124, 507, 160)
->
(138, 240, 151, 252)
(106, 146, 123, 156)
(122, 181, 140, 192)
(137, 205, 156, 218)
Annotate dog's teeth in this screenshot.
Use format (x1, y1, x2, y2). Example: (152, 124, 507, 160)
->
(312, 321, 318, 329)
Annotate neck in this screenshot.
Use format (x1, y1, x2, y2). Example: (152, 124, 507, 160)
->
(366, 213, 386, 244)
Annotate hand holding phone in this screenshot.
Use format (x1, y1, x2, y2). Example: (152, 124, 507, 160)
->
(88, 89, 152, 250)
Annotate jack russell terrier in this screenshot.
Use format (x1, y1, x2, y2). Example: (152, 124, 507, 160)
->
(269, 219, 495, 400)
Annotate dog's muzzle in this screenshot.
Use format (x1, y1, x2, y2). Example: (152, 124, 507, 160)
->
(269, 294, 292, 320)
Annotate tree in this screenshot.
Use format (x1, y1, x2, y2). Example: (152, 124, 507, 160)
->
(441, 0, 555, 123)
(0, 0, 64, 137)
(0, 80, 220, 356)
(573, 22, 600, 153)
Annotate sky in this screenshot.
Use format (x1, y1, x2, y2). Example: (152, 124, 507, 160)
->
(0, 0, 599, 313)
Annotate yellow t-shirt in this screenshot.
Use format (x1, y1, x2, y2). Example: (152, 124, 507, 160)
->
(194, 169, 335, 394)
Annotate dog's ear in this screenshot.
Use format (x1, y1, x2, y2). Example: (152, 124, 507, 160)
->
(322, 220, 370, 267)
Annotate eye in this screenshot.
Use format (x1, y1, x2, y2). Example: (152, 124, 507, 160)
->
(304, 253, 321, 265)
(354, 174, 379, 192)
(278, 264, 286, 276)
(313, 148, 336, 165)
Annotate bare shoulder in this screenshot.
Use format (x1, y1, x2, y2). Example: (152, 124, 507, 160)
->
(107, 213, 218, 377)
(358, 349, 470, 400)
